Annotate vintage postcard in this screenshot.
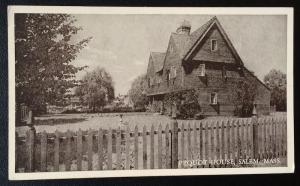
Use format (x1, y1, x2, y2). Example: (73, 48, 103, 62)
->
(8, 6, 294, 180)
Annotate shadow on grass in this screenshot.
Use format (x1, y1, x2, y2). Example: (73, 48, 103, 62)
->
(34, 118, 87, 126)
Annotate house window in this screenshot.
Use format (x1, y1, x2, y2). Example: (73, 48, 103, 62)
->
(170, 66, 177, 78)
(211, 39, 217, 51)
(197, 64, 206, 77)
(148, 78, 151, 88)
(149, 78, 154, 87)
(166, 70, 171, 84)
(156, 77, 162, 86)
(210, 92, 218, 105)
(222, 66, 227, 77)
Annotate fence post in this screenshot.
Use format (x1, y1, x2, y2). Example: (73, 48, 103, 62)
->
(26, 116, 36, 172)
(252, 115, 259, 159)
(171, 103, 178, 169)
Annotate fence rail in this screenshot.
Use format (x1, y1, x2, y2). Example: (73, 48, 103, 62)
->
(16, 115, 287, 172)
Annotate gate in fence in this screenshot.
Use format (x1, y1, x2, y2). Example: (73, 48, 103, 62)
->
(15, 115, 287, 172)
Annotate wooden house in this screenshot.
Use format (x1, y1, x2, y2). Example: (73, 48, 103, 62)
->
(146, 16, 270, 116)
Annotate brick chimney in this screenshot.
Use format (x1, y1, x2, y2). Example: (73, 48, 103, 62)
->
(176, 20, 191, 35)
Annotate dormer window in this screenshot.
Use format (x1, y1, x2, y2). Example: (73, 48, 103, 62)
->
(210, 92, 218, 105)
(211, 39, 217, 51)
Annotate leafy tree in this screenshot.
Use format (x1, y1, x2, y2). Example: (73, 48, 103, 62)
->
(264, 69, 286, 111)
(232, 79, 258, 117)
(15, 14, 91, 115)
(128, 74, 148, 109)
(75, 67, 114, 112)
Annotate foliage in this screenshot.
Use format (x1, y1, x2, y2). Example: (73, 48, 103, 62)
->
(15, 14, 91, 114)
(264, 69, 286, 111)
(163, 89, 201, 119)
(232, 79, 257, 117)
(75, 67, 115, 112)
(128, 74, 149, 109)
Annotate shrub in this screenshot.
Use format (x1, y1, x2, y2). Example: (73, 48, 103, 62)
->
(163, 89, 201, 119)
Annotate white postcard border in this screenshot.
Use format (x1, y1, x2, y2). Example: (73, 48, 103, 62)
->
(8, 6, 294, 180)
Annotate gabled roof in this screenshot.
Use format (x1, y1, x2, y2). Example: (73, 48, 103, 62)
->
(183, 16, 244, 66)
(150, 16, 246, 72)
(184, 16, 216, 59)
(150, 52, 166, 72)
(171, 33, 191, 58)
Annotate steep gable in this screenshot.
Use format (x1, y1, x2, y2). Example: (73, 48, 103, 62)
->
(146, 55, 154, 77)
(151, 52, 166, 73)
(190, 25, 237, 64)
(183, 17, 244, 66)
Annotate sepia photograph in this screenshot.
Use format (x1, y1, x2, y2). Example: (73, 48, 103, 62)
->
(8, 7, 294, 180)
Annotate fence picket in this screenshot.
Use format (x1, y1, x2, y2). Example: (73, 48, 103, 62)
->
(236, 120, 240, 161)
(210, 121, 215, 167)
(279, 119, 283, 157)
(187, 123, 191, 160)
(165, 124, 170, 169)
(216, 121, 220, 162)
(199, 122, 203, 161)
(276, 118, 280, 157)
(107, 128, 112, 170)
(143, 125, 147, 169)
(240, 119, 244, 159)
(134, 125, 139, 169)
(269, 118, 273, 158)
(88, 129, 93, 170)
(231, 120, 235, 162)
(193, 122, 197, 161)
(54, 130, 59, 171)
(125, 126, 130, 170)
(268, 118, 272, 158)
(158, 124, 162, 169)
(40, 131, 47, 172)
(221, 121, 225, 161)
(226, 120, 230, 161)
(278, 118, 282, 157)
(150, 125, 154, 169)
(98, 128, 103, 170)
(272, 118, 277, 158)
(77, 129, 82, 171)
(181, 123, 185, 162)
(246, 119, 250, 158)
(65, 130, 71, 171)
(205, 122, 209, 167)
(283, 117, 287, 156)
(116, 127, 121, 170)
(257, 119, 262, 159)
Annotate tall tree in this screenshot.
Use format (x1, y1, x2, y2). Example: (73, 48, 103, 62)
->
(15, 14, 91, 114)
(232, 79, 258, 117)
(75, 67, 114, 112)
(264, 69, 286, 111)
(128, 74, 148, 109)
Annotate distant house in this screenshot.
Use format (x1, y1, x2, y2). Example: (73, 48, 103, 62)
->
(113, 94, 134, 108)
(146, 16, 270, 116)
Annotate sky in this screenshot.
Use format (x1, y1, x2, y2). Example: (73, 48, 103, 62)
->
(71, 15, 287, 95)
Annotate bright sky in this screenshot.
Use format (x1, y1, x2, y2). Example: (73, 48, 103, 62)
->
(72, 15, 287, 95)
